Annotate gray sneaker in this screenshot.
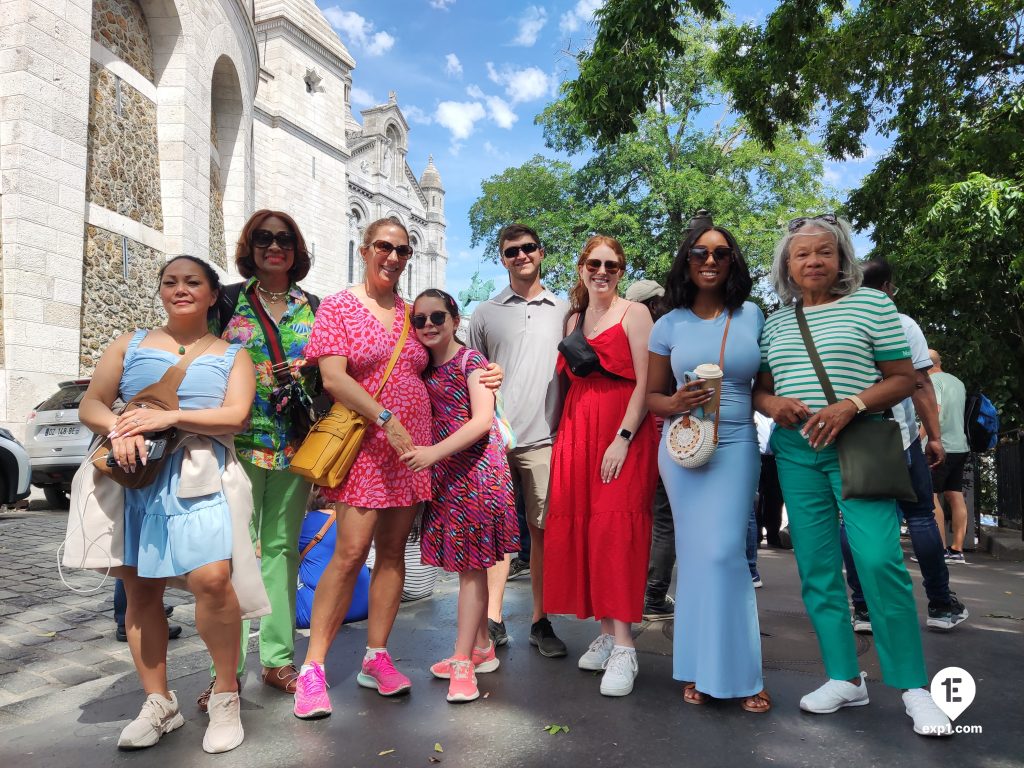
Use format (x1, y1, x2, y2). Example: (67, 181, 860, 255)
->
(117, 692, 184, 750)
(487, 619, 509, 647)
(529, 617, 567, 658)
(927, 594, 969, 631)
(578, 633, 615, 670)
(599, 648, 638, 696)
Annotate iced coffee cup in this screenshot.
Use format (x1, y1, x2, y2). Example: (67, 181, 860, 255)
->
(685, 363, 724, 415)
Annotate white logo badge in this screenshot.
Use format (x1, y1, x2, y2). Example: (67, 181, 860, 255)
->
(930, 666, 976, 721)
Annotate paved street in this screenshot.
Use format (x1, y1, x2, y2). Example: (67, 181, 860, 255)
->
(1, 496, 1022, 768)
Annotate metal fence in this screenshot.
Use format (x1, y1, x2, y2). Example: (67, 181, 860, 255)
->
(995, 430, 1023, 534)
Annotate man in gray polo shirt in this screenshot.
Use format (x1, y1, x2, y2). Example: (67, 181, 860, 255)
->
(468, 223, 568, 658)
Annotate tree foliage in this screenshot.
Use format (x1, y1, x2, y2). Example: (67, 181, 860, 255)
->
(469, 16, 835, 299)
(562, 0, 1024, 426)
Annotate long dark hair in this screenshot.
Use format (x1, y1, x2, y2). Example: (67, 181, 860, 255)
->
(664, 212, 752, 311)
(568, 235, 626, 320)
(158, 255, 222, 325)
(235, 209, 311, 283)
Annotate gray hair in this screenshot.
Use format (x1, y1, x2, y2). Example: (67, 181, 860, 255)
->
(770, 216, 863, 304)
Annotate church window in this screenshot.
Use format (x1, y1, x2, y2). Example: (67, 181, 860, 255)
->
(348, 241, 355, 284)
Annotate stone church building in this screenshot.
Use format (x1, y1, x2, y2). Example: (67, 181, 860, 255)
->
(0, 0, 447, 435)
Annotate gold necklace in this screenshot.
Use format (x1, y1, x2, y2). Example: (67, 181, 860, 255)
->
(257, 282, 289, 304)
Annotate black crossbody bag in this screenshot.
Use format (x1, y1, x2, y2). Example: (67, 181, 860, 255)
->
(557, 308, 626, 380)
(794, 302, 916, 502)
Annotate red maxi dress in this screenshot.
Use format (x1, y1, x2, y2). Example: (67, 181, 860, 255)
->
(544, 320, 658, 623)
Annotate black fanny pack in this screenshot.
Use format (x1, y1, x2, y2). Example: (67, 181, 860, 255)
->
(558, 309, 624, 380)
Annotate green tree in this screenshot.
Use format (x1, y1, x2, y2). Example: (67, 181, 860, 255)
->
(562, 0, 1024, 426)
(469, 15, 836, 299)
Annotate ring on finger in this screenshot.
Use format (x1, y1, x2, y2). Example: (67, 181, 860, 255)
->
(817, 421, 826, 429)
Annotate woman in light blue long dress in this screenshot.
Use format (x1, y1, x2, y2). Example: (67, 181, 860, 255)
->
(78, 256, 256, 753)
(646, 211, 769, 713)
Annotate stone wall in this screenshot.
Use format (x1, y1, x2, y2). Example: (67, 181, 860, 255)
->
(209, 160, 227, 268)
(91, 0, 155, 83)
(85, 63, 164, 230)
(79, 226, 164, 374)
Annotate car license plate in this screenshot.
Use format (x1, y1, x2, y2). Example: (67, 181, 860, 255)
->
(44, 425, 81, 437)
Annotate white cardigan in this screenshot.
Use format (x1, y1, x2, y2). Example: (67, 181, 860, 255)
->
(61, 433, 270, 620)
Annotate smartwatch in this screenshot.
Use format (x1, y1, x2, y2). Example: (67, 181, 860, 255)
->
(375, 409, 393, 427)
(617, 428, 633, 442)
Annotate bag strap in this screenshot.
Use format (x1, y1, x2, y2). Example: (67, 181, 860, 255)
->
(373, 305, 411, 399)
(794, 302, 839, 405)
(246, 282, 295, 386)
(711, 311, 733, 442)
(300, 509, 337, 559)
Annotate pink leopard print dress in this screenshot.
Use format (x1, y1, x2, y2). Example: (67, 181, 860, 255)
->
(305, 290, 432, 508)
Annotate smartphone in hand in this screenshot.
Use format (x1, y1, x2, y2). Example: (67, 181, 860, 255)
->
(106, 437, 168, 467)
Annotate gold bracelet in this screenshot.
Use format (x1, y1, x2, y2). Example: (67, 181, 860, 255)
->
(844, 394, 867, 413)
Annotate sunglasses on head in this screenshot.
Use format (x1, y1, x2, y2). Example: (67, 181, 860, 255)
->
(787, 213, 838, 232)
(502, 242, 541, 260)
(584, 258, 622, 275)
(251, 229, 296, 250)
(411, 311, 449, 329)
(370, 239, 414, 259)
(688, 246, 734, 264)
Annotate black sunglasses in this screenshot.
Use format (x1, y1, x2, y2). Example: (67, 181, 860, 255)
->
(251, 229, 297, 249)
(370, 239, 413, 259)
(688, 246, 734, 264)
(502, 242, 541, 259)
(787, 213, 838, 232)
(584, 258, 622, 275)
(411, 311, 449, 329)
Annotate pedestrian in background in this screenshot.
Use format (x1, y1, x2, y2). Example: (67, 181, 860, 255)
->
(928, 349, 972, 564)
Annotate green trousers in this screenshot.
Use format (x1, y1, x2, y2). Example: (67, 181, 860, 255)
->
(232, 462, 310, 675)
(771, 428, 927, 689)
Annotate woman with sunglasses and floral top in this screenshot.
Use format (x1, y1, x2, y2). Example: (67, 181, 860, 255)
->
(544, 235, 658, 698)
(198, 210, 320, 709)
(646, 210, 769, 714)
(293, 218, 502, 719)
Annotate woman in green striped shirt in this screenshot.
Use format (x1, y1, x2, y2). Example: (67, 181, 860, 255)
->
(753, 215, 951, 736)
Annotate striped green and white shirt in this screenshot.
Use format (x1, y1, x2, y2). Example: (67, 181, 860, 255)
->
(760, 288, 910, 411)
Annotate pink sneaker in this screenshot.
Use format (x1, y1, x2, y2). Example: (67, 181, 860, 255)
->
(293, 662, 331, 719)
(357, 650, 412, 696)
(430, 642, 501, 679)
(446, 659, 479, 703)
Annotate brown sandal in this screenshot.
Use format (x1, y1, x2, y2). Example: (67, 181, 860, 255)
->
(682, 682, 710, 705)
(740, 689, 772, 714)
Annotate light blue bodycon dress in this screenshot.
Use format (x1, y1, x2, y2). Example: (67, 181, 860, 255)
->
(649, 301, 764, 698)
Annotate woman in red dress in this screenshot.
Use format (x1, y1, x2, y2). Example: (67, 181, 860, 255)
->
(544, 235, 657, 697)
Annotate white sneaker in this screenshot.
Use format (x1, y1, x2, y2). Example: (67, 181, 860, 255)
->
(599, 648, 638, 697)
(799, 672, 870, 713)
(903, 688, 952, 736)
(203, 690, 244, 754)
(578, 633, 615, 671)
(117, 692, 184, 749)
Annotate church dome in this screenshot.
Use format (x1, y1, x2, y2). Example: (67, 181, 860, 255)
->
(420, 155, 442, 189)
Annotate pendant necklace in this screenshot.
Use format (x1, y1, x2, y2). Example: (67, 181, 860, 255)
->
(257, 282, 288, 304)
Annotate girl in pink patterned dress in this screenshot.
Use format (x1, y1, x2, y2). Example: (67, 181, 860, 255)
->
(401, 290, 518, 704)
(293, 218, 430, 718)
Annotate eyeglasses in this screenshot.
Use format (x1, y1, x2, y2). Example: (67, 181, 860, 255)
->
(787, 213, 838, 232)
(688, 246, 734, 264)
(502, 242, 541, 259)
(370, 239, 414, 259)
(411, 311, 449, 329)
(583, 259, 622, 275)
(251, 229, 297, 250)
(885, 281, 900, 297)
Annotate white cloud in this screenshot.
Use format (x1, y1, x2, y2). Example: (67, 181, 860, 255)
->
(403, 105, 432, 125)
(445, 53, 463, 78)
(429, 0, 456, 9)
(350, 86, 376, 108)
(322, 7, 395, 56)
(559, 0, 602, 33)
(434, 100, 486, 141)
(467, 85, 518, 129)
(513, 6, 548, 46)
(485, 63, 554, 104)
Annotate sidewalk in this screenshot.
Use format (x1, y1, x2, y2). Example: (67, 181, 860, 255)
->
(1, 501, 1022, 767)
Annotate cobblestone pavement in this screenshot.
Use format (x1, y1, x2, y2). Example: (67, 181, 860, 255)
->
(1, 496, 1022, 767)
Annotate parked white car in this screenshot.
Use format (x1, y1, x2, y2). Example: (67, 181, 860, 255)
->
(0, 427, 32, 507)
(26, 380, 93, 508)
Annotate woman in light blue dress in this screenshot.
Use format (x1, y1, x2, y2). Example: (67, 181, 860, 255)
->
(79, 256, 256, 753)
(646, 211, 769, 713)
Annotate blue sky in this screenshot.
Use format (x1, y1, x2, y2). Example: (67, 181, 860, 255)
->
(314, 0, 885, 302)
